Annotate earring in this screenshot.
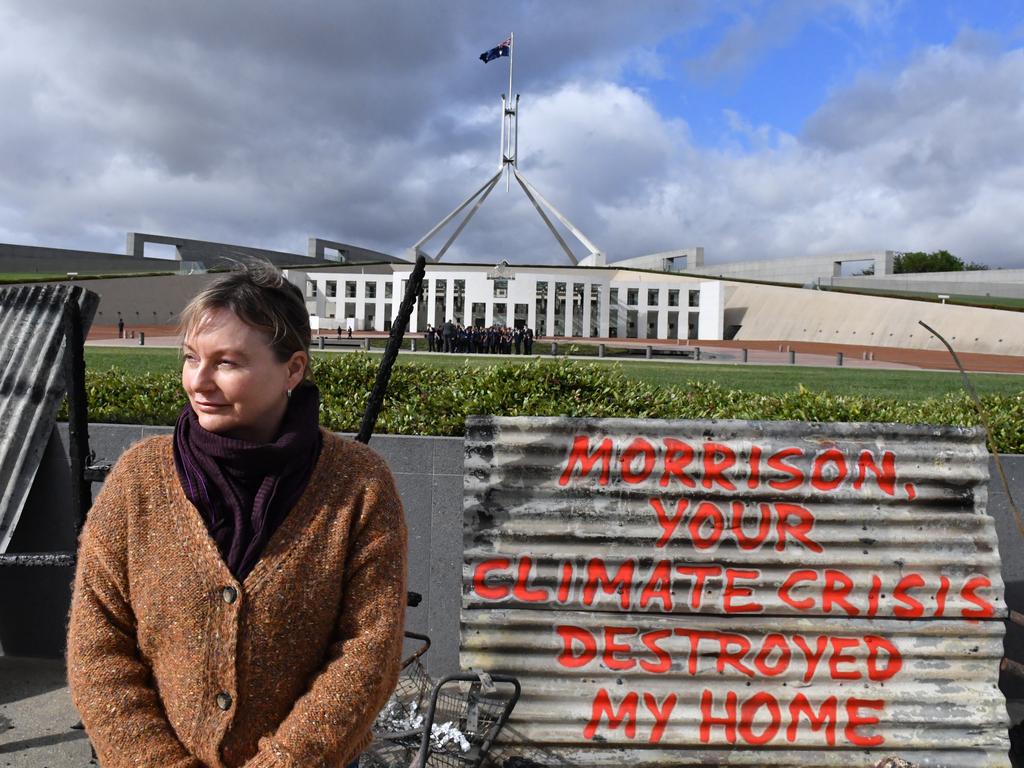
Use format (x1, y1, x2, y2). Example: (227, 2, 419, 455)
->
(286, 388, 292, 399)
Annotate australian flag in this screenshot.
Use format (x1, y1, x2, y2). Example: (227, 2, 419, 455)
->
(480, 37, 511, 64)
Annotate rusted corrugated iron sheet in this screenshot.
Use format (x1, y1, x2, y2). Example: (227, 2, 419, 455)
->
(462, 416, 1008, 766)
(0, 284, 98, 552)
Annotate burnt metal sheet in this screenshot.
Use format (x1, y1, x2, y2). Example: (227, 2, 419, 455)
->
(462, 416, 1008, 766)
(0, 284, 98, 553)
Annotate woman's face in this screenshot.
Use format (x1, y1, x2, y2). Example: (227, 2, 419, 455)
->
(182, 308, 307, 443)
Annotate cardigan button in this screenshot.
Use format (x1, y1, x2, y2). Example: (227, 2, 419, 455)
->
(222, 586, 238, 604)
(216, 692, 232, 711)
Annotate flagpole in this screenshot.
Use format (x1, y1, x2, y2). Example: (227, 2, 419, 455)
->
(499, 95, 506, 170)
(507, 32, 514, 121)
(506, 32, 514, 191)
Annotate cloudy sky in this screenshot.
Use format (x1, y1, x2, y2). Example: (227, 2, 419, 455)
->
(2, 1, 1023, 267)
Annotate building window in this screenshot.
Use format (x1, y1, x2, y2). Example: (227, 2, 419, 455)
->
(572, 283, 585, 337)
(385, 282, 393, 299)
(307, 281, 318, 298)
(609, 288, 618, 306)
(627, 288, 638, 306)
(554, 282, 566, 336)
(689, 290, 700, 308)
(514, 303, 528, 329)
(416, 280, 427, 330)
(647, 288, 659, 306)
(493, 279, 508, 298)
(345, 281, 357, 298)
(472, 302, 486, 328)
(535, 282, 548, 336)
(326, 280, 337, 298)
(668, 289, 679, 307)
(366, 282, 377, 299)
(433, 279, 447, 324)
(454, 280, 465, 317)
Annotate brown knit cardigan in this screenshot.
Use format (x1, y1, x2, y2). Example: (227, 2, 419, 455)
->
(67, 431, 407, 768)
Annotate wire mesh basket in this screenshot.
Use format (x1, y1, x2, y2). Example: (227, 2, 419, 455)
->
(362, 632, 520, 768)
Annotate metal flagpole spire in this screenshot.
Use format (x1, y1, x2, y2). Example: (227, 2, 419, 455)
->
(410, 32, 604, 266)
(504, 31, 515, 190)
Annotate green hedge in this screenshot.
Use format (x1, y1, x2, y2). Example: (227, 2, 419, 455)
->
(70, 353, 1024, 452)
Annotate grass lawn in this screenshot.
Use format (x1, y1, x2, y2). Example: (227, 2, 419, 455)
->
(85, 347, 1024, 399)
(1, 272, 77, 283)
(823, 285, 1024, 311)
(1, 271, 177, 284)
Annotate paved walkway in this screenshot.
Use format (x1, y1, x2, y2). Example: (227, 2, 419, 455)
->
(0, 656, 93, 767)
(2, 654, 1022, 766)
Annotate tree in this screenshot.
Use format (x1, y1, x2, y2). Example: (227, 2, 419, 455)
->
(892, 250, 987, 274)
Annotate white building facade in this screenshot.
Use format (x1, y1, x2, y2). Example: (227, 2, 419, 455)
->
(287, 263, 725, 341)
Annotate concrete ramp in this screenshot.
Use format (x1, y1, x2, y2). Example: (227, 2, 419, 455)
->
(725, 281, 1024, 356)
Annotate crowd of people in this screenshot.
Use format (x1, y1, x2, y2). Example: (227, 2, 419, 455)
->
(424, 320, 535, 355)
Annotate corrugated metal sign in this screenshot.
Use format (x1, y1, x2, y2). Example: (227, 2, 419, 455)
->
(0, 284, 98, 552)
(462, 417, 1008, 766)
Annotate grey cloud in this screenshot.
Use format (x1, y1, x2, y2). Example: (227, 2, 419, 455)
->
(0, 0, 703, 258)
(0, 1, 1022, 270)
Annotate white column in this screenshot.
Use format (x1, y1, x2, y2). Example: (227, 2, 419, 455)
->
(426, 279, 436, 328)
(598, 282, 610, 338)
(397, 273, 415, 333)
(527, 279, 537, 330)
(657, 289, 669, 339)
(698, 281, 725, 340)
(316, 280, 326, 318)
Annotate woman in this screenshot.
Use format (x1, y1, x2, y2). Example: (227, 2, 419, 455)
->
(68, 262, 407, 767)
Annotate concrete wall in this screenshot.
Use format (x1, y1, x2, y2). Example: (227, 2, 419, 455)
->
(4, 423, 1024, 696)
(832, 269, 1024, 300)
(0, 425, 467, 676)
(19, 274, 219, 327)
(126, 232, 298, 264)
(0, 242, 160, 274)
(690, 250, 895, 283)
(2, 235, 404, 279)
(608, 247, 704, 272)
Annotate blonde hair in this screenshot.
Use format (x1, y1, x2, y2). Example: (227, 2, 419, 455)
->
(179, 261, 311, 373)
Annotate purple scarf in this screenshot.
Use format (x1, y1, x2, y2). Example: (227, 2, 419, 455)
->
(172, 381, 322, 581)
